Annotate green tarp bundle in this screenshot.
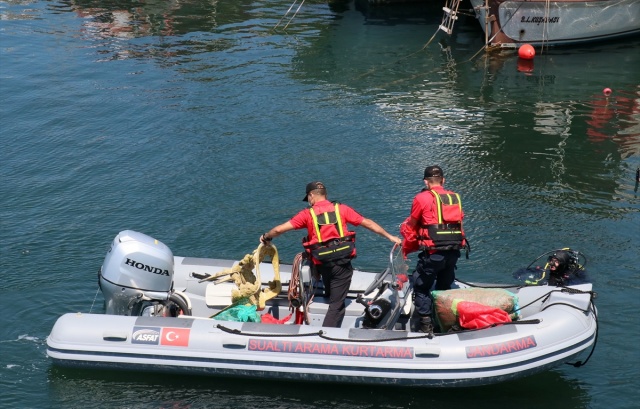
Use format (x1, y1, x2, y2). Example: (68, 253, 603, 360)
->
(213, 302, 261, 322)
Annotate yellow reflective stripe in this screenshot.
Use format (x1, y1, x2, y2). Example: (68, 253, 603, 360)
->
(457, 193, 463, 233)
(431, 191, 444, 224)
(309, 208, 323, 242)
(334, 203, 345, 237)
(309, 203, 345, 243)
(317, 245, 351, 256)
(431, 191, 462, 225)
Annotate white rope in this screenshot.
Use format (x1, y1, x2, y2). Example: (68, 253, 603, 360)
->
(283, 0, 305, 31)
(89, 287, 100, 313)
(274, 0, 305, 31)
(541, 0, 551, 52)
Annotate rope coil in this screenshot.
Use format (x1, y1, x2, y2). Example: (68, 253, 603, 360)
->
(206, 243, 281, 315)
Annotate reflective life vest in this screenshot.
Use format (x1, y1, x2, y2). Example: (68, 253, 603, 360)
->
(418, 190, 466, 250)
(302, 202, 356, 264)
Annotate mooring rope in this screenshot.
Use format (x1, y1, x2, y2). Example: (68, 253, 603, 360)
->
(273, 0, 305, 32)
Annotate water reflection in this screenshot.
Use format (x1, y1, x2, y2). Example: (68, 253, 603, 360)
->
(49, 0, 241, 62)
(68, 0, 182, 39)
(291, 3, 640, 213)
(48, 366, 591, 409)
(1, 2, 635, 408)
(61, 0, 234, 38)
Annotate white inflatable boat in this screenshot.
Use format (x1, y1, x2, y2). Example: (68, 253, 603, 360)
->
(46, 230, 598, 387)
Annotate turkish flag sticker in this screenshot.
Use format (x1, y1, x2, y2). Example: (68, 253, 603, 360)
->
(160, 327, 190, 347)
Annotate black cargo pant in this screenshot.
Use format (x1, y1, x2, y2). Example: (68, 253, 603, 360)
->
(317, 259, 353, 328)
(412, 250, 460, 318)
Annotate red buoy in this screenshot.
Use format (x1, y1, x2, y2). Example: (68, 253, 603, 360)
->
(518, 44, 535, 60)
(603, 88, 612, 97)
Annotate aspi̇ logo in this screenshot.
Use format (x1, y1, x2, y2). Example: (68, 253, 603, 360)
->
(124, 258, 170, 276)
(132, 327, 161, 344)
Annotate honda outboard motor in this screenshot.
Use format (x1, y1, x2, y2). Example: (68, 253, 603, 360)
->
(99, 230, 190, 316)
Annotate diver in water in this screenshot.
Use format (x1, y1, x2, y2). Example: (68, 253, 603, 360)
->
(513, 249, 589, 286)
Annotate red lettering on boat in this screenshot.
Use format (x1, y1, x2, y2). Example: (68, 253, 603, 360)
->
(248, 339, 414, 359)
(466, 335, 537, 359)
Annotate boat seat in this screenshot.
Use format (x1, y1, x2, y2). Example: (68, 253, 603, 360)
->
(205, 282, 235, 307)
(307, 297, 364, 317)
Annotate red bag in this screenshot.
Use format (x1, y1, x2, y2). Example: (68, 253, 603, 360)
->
(260, 312, 293, 324)
(457, 301, 512, 329)
(400, 217, 420, 258)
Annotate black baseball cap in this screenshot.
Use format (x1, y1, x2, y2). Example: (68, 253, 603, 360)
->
(424, 165, 443, 178)
(303, 181, 325, 201)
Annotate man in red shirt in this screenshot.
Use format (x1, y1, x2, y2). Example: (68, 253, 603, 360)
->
(403, 166, 466, 334)
(260, 181, 401, 327)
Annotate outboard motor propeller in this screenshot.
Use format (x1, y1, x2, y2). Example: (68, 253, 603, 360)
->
(99, 230, 190, 316)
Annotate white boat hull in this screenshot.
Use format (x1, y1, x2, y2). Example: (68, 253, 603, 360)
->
(46, 231, 598, 386)
(48, 302, 595, 386)
(48, 267, 597, 386)
(469, 0, 640, 46)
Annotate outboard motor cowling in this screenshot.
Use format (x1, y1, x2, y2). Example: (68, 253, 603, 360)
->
(99, 230, 175, 315)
